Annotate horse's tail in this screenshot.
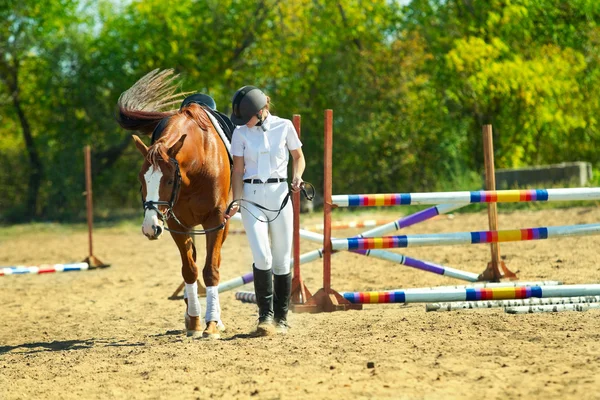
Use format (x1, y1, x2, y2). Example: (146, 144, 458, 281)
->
(116, 69, 189, 135)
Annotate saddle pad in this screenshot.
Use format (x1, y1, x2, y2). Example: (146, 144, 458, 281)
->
(204, 108, 233, 165)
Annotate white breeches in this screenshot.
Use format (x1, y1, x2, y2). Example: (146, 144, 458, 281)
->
(241, 182, 292, 275)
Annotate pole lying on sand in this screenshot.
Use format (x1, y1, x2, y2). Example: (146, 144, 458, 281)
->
(505, 303, 600, 314)
(426, 294, 596, 312)
(0, 263, 90, 276)
(235, 291, 257, 304)
(340, 284, 600, 304)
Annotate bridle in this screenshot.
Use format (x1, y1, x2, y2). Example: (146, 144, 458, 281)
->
(141, 157, 225, 235)
(142, 157, 181, 222)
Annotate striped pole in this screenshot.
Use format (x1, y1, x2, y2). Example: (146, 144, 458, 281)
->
(218, 272, 253, 293)
(0, 263, 90, 276)
(355, 204, 466, 238)
(300, 214, 457, 232)
(299, 229, 478, 281)
(235, 291, 257, 304)
(293, 203, 470, 276)
(341, 284, 600, 304)
(291, 204, 465, 268)
(332, 223, 600, 250)
(426, 295, 597, 312)
(505, 303, 600, 314)
(400, 281, 562, 292)
(332, 188, 600, 207)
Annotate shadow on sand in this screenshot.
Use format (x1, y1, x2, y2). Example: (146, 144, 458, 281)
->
(0, 338, 147, 355)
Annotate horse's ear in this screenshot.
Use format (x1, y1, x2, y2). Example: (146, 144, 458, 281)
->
(168, 134, 187, 157)
(132, 135, 148, 157)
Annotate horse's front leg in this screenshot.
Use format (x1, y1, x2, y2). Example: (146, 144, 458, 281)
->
(201, 213, 228, 339)
(171, 232, 203, 337)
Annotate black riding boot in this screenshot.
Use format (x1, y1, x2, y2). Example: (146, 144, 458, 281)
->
(253, 265, 274, 336)
(273, 272, 292, 334)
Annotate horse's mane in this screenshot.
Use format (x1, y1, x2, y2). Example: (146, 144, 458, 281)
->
(147, 140, 170, 169)
(146, 104, 213, 168)
(181, 103, 211, 131)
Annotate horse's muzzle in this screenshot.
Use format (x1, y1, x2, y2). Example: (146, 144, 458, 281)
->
(142, 223, 163, 240)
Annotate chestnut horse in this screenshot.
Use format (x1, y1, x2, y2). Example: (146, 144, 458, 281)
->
(117, 70, 231, 339)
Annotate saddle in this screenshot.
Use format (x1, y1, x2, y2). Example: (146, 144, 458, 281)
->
(151, 94, 235, 166)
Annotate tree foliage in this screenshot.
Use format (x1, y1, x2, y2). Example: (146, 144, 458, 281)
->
(1, 0, 599, 222)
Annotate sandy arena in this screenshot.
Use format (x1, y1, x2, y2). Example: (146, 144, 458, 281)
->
(1, 207, 600, 399)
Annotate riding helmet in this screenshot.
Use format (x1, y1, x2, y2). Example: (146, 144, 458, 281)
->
(230, 86, 267, 125)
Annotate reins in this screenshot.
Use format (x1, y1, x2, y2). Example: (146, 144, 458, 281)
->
(226, 182, 315, 224)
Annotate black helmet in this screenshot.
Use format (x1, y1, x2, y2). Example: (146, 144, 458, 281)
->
(230, 86, 267, 125)
(181, 93, 217, 110)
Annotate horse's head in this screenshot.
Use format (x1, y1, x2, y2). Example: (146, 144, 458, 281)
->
(132, 134, 187, 240)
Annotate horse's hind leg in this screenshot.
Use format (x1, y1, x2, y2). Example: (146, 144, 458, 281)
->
(172, 233, 203, 337)
(202, 215, 227, 339)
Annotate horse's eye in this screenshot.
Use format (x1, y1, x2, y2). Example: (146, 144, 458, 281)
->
(167, 179, 174, 185)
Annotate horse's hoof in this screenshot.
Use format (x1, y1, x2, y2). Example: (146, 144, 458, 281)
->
(185, 313, 202, 332)
(187, 329, 203, 338)
(202, 321, 221, 340)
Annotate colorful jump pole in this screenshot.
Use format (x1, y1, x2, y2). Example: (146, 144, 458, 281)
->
(218, 272, 253, 293)
(299, 229, 479, 282)
(331, 188, 600, 207)
(0, 263, 90, 276)
(396, 280, 562, 292)
(341, 284, 600, 304)
(426, 295, 600, 312)
(357, 204, 466, 238)
(218, 204, 467, 293)
(294, 202, 465, 256)
(235, 291, 257, 304)
(331, 223, 600, 250)
(293, 202, 467, 269)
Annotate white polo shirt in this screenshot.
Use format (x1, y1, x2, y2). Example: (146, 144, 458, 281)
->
(231, 113, 302, 180)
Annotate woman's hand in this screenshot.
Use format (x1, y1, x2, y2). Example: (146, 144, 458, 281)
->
(291, 177, 304, 192)
(224, 201, 239, 220)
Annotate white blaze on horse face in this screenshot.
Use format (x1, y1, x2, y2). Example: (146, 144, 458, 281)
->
(142, 165, 164, 238)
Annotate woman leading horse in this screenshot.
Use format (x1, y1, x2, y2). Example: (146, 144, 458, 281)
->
(116, 69, 230, 339)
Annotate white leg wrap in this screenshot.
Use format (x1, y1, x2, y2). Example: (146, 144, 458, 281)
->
(205, 286, 221, 322)
(185, 282, 201, 317)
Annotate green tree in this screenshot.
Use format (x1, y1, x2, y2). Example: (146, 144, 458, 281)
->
(0, 0, 84, 217)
